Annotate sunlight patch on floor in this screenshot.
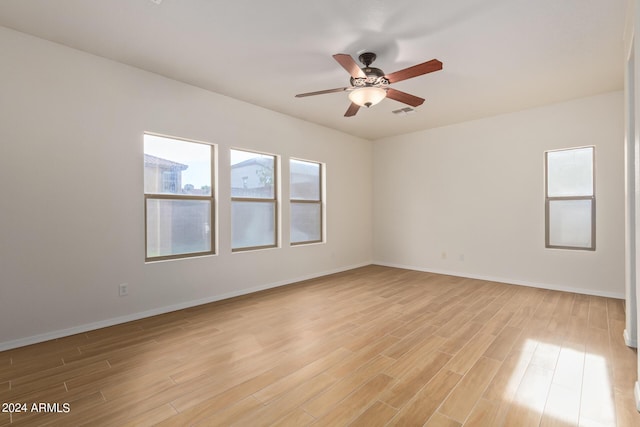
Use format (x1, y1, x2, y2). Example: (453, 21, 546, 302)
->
(506, 339, 615, 425)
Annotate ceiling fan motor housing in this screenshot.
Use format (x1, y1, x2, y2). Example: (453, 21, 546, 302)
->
(358, 52, 377, 67)
(351, 52, 389, 88)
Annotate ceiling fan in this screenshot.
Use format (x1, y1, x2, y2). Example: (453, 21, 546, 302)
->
(295, 52, 442, 117)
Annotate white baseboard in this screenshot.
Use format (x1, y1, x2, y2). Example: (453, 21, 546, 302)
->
(635, 382, 640, 411)
(372, 261, 625, 299)
(0, 262, 370, 352)
(624, 329, 638, 348)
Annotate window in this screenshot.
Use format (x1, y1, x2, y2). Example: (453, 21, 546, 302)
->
(290, 159, 323, 245)
(545, 146, 595, 250)
(231, 149, 278, 251)
(144, 134, 215, 261)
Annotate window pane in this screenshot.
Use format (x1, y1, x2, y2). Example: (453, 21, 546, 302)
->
(290, 160, 320, 200)
(291, 203, 321, 243)
(144, 134, 211, 196)
(232, 201, 276, 249)
(230, 149, 275, 198)
(146, 199, 212, 258)
(548, 199, 593, 248)
(547, 147, 593, 197)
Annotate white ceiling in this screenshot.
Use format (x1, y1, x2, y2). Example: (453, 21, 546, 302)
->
(0, 0, 627, 140)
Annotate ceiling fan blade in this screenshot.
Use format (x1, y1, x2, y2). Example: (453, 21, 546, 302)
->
(344, 102, 360, 117)
(386, 88, 425, 107)
(333, 54, 366, 79)
(385, 59, 443, 83)
(295, 87, 350, 97)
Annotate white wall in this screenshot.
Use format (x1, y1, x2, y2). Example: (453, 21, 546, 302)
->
(373, 91, 625, 298)
(624, 0, 640, 410)
(0, 27, 373, 349)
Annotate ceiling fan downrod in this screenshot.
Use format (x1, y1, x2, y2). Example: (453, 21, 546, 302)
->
(358, 52, 377, 67)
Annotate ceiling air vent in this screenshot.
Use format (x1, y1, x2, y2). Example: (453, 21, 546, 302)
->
(392, 107, 415, 115)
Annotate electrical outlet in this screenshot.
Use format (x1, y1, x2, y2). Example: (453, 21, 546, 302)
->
(119, 283, 129, 297)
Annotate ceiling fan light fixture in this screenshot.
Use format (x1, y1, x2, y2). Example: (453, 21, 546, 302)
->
(348, 87, 386, 108)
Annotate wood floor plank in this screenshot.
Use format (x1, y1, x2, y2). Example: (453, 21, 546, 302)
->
(614, 387, 640, 427)
(483, 326, 523, 361)
(270, 408, 315, 427)
(389, 314, 436, 339)
(381, 350, 451, 409)
(425, 412, 463, 427)
(325, 334, 400, 379)
(100, 372, 176, 403)
(232, 373, 336, 427)
(434, 310, 477, 338)
(61, 353, 184, 397)
(502, 363, 555, 427)
(607, 298, 626, 322)
(478, 308, 515, 336)
(8, 359, 111, 396)
(302, 354, 395, 418)
(391, 369, 462, 426)
(508, 294, 545, 329)
(529, 340, 562, 371)
(0, 265, 636, 426)
(348, 400, 397, 427)
(608, 318, 638, 392)
(551, 343, 584, 391)
(383, 334, 447, 379)
(118, 404, 178, 427)
(383, 324, 439, 358)
(571, 294, 590, 318)
(439, 321, 484, 355)
(588, 304, 609, 331)
(580, 352, 617, 427)
(483, 349, 534, 404)
(439, 357, 502, 423)
(444, 332, 496, 375)
(193, 395, 264, 426)
(563, 314, 589, 347)
(152, 373, 281, 426)
(169, 367, 281, 414)
(464, 398, 507, 427)
(540, 383, 580, 426)
(252, 347, 351, 403)
(0, 356, 66, 383)
(310, 373, 394, 427)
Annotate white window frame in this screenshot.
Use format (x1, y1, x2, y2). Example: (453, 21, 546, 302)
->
(144, 133, 216, 262)
(544, 146, 596, 251)
(230, 148, 279, 252)
(290, 158, 324, 245)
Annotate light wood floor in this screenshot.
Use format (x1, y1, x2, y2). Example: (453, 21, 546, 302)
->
(1, 265, 639, 426)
